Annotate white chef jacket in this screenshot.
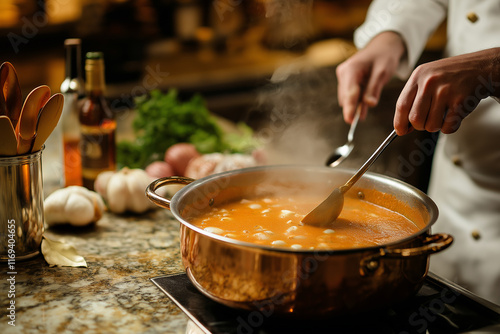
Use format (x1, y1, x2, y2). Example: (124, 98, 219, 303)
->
(354, 0, 500, 304)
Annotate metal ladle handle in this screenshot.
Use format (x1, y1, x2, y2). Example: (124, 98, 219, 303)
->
(341, 129, 398, 193)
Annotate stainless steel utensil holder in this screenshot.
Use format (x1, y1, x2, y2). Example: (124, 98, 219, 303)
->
(1, 149, 44, 261)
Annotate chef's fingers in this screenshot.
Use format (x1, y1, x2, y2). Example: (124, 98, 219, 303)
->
(336, 66, 363, 124)
(339, 84, 363, 124)
(394, 80, 417, 136)
(442, 88, 481, 133)
(441, 102, 470, 134)
(359, 102, 369, 121)
(425, 87, 448, 132)
(408, 87, 433, 132)
(335, 62, 350, 107)
(441, 107, 463, 134)
(363, 62, 392, 108)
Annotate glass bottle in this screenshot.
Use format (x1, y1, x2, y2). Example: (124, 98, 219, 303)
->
(60, 38, 84, 187)
(79, 52, 116, 190)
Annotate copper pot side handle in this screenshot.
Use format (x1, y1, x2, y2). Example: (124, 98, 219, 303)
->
(360, 233, 454, 274)
(145, 176, 195, 210)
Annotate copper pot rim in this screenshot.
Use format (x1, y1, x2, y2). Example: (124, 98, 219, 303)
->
(151, 164, 441, 255)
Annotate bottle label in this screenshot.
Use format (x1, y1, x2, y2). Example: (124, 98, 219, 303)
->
(80, 125, 116, 170)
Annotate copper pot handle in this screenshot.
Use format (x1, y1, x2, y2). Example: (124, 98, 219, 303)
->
(146, 176, 195, 210)
(360, 233, 453, 274)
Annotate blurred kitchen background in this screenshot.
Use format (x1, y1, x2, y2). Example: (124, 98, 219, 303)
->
(0, 0, 447, 192)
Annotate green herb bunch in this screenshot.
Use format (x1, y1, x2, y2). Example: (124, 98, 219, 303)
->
(117, 89, 258, 168)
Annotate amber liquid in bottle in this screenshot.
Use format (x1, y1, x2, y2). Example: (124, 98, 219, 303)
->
(63, 136, 82, 185)
(80, 52, 116, 190)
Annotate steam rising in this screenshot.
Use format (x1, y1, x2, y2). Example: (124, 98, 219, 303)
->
(253, 62, 345, 166)
(245, 0, 349, 167)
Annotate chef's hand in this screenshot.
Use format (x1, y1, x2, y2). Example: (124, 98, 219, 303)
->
(394, 47, 500, 136)
(336, 31, 406, 123)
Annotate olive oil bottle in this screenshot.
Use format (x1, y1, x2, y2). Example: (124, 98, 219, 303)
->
(79, 52, 116, 190)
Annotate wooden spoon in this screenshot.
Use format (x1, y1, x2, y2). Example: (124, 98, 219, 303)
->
(32, 93, 64, 152)
(16, 85, 51, 154)
(0, 62, 23, 128)
(0, 65, 7, 116)
(0, 115, 18, 156)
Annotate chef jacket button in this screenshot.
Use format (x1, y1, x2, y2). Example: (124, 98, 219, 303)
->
(471, 230, 481, 240)
(451, 155, 462, 166)
(467, 12, 479, 23)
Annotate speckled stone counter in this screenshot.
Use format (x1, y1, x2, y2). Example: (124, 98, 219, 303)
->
(0, 209, 189, 334)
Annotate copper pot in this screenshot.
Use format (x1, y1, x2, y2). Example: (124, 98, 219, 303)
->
(146, 165, 453, 317)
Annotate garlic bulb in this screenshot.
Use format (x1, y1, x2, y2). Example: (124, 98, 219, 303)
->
(94, 167, 157, 214)
(44, 186, 105, 226)
(185, 153, 258, 179)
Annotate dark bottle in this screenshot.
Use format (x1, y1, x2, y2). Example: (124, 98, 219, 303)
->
(79, 52, 116, 190)
(60, 38, 85, 187)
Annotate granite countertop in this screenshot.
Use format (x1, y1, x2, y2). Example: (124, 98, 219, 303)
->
(1, 209, 189, 334)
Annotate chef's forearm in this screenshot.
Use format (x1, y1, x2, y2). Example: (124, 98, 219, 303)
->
(456, 47, 500, 101)
(489, 47, 500, 100)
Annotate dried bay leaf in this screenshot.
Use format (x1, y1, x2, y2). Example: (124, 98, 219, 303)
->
(41, 236, 87, 268)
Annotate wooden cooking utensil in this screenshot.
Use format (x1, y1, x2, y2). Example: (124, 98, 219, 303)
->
(0, 66, 7, 116)
(32, 93, 64, 152)
(0, 115, 18, 156)
(0, 62, 23, 128)
(16, 85, 51, 154)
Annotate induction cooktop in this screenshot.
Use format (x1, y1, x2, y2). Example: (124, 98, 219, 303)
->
(151, 273, 500, 334)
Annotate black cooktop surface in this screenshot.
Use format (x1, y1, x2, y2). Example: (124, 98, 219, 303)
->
(151, 273, 500, 334)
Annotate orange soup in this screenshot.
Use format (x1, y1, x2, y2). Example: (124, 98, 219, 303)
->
(188, 194, 420, 250)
